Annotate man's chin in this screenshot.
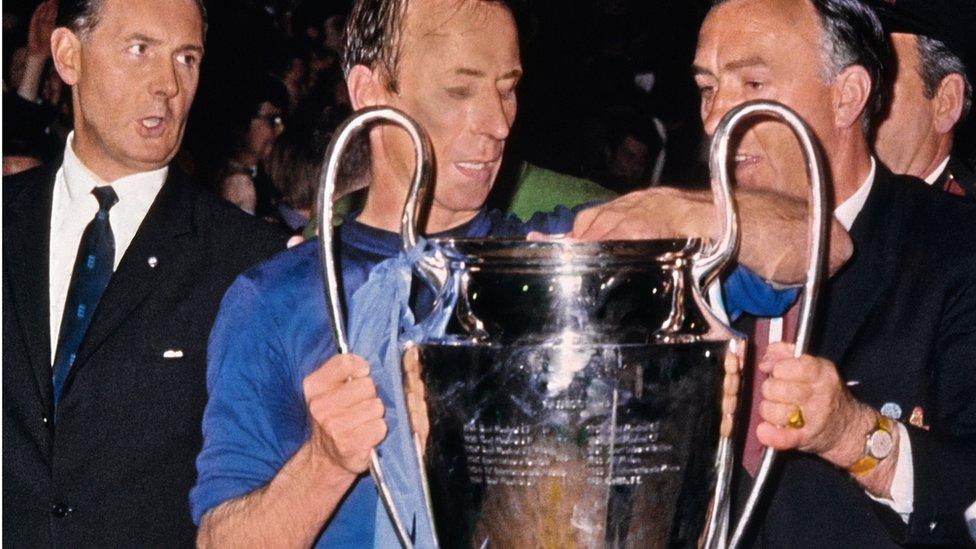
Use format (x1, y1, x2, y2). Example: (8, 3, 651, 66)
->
(432, 190, 493, 217)
(126, 145, 178, 171)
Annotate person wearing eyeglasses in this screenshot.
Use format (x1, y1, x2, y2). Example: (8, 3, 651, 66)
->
(211, 73, 289, 216)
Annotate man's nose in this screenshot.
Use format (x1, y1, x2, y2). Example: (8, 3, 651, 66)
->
(702, 88, 738, 137)
(150, 58, 180, 98)
(474, 92, 513, 142)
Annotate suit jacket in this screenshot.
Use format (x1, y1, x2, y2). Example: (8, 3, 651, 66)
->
(738, 167, 976, 548)
(3, 163, 286, 547)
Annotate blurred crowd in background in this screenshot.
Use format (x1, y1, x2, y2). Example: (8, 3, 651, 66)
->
(6, 0, 974, 230)
(3, 0, 717, 231)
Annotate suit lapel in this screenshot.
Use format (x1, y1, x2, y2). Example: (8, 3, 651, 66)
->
(65, 170, 198, 384)
(4, 164, 60, 410)
(812, 168, 905, 364)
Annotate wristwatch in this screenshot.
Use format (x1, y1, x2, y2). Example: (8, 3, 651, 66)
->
(847, 413, 894, 476)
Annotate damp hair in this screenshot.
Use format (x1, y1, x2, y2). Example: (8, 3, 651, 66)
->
(341, 0, 516, 92)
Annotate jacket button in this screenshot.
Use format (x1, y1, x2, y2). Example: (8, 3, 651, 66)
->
(50, 503, 72, 518)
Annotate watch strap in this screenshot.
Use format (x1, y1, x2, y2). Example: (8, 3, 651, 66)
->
(847, 414, 893, 477)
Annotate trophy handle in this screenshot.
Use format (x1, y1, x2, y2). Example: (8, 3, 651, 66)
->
(396, 113, 449, 298)
(692, 104, 741, 289)
(316, 106, 435, 549)
(700, 100, 829, 548)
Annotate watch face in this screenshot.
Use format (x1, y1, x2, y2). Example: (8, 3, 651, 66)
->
(868, 430, 894, 459)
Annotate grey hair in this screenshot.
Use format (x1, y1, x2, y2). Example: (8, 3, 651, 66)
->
(56, 0, 208, 42)
(916, 35, 972, 122)
(808, 0, 889, 137)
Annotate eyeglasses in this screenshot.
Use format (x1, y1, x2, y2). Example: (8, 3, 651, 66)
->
(253, 113, 285, 127)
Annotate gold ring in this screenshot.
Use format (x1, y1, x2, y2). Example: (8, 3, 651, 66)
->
(787, 405, 805, 429)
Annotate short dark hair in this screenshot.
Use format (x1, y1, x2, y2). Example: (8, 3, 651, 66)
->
(56, 0, 208, 41)
(711, 0, 889, 136)
(915, 35, 973, 122)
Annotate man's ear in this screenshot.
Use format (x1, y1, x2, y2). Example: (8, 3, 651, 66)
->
(832, 64, 872, 130)
(932, 72, 965, 134)
(346, 64, 387, 110)
(50, 27, 81, 86)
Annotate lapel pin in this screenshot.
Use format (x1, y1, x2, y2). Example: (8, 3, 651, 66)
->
(162, 349, 184, 359)
(880, 402, 902, 420)
(147, 256, 159, 268)
(908, 406, 929, 430)
(846, 380, 860, 386)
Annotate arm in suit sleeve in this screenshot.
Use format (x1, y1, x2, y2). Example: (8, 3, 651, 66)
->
(902, 276, 976, 545)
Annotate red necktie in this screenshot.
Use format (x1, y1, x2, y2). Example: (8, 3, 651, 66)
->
(742, 303, 802, 476)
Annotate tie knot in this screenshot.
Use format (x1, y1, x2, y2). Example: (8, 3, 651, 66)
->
(91, 186, 119, 211)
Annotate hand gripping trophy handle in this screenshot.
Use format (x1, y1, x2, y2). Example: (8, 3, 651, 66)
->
(316, 106, 434, 549)
(700, 100, 829, 548)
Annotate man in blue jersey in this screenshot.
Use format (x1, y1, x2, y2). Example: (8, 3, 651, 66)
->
(190, 0, 853, 546)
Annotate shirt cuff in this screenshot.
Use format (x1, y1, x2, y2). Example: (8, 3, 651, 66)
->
(865, 422, 914, 523)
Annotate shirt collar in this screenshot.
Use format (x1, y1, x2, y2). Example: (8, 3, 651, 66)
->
(62, 131, 169, 209)
(339, 208, 493, 257)
(833, 157, 876, 231)
(923, 156, 951, 185)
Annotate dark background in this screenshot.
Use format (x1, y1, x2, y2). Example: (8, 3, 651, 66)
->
(3, 0, 714, 191)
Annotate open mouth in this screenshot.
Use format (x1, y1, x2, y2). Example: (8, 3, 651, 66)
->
(138, 116, 168, 137)
(734, 153, 761, 167)
(454, 160, 497, 181)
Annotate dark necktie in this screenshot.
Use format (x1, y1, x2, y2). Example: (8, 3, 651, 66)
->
(52, 185, 119, 407)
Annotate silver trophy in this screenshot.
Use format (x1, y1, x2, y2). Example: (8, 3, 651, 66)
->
(318, 101, 828, 548)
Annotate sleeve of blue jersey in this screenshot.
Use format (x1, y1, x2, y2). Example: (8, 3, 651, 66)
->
(722, 266, 799, 321)
(189, 276, 306, 525)
(500, 203, 796, 320)
(514, 202, 602, 236)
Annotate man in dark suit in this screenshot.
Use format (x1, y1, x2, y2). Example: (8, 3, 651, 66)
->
(694, 0, 976, 546)
(2, 0, 285, 546)
(869, 0, 976, 199)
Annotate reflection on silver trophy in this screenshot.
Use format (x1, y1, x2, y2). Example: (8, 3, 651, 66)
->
(317, 100, 828, 548)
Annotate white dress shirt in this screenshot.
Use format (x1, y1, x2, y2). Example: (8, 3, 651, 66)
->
(783, 158, 914, 521)
(48, 133, 167, 361)
(923, 156, 951, 185)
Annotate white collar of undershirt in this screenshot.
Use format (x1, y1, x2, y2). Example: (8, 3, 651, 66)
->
(833, 157, 876, 231)
(923, 156, 951, 185)
(62, 132, 168, 210)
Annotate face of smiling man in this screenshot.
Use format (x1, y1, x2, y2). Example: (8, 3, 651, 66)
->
(692, 0, 875, 204)
(354, 0, 522, 232)
(52, 0, 204, 181)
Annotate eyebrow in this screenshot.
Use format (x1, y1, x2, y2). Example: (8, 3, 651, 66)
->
(125, 32, 204, 54)
(453, 67, 523, 80)
(125, 32, 162, 45)
(693, 56, 768, 77)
